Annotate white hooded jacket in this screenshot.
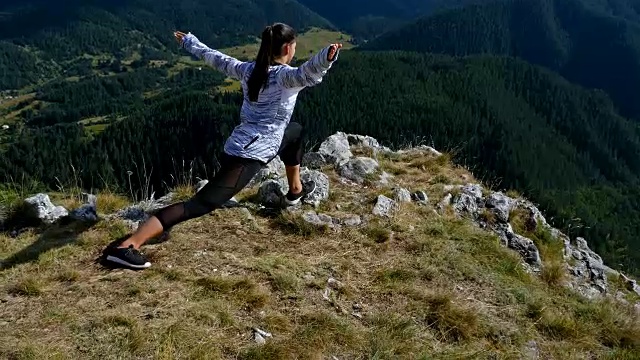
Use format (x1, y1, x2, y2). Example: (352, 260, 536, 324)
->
(181, 33, 339, 163)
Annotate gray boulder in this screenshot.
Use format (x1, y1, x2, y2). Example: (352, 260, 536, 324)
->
(301, 170, 330, 207)
(256, 170, 329, 208)
(485, 192, 514, 223)
(373, 195, 396, 217)
(411, 191, 429, 204)
(248, 157, 286, 187)
(318, 132, 352, 166)
(257, 178, 289, 208)
(393, 188, 412, 203)
(24, 193, 68, 224)
(302, 152, 326, 169)
(70, 193, 98, 222)
(338, 157, 379, 184)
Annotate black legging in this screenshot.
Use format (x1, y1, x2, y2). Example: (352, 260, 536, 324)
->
(154, 122, 304, 229)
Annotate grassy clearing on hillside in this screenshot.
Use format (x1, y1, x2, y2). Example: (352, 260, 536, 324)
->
(220, 27, 354, 61)
(1, 148, 639, 359)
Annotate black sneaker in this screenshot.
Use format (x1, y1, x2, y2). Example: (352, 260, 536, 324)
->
(103, 244, 151, 270)
(284, 180, 317, 206)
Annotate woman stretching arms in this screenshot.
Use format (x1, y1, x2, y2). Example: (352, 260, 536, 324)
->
(102, 23, 342, 270)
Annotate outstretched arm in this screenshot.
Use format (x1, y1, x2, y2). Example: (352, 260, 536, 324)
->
(277, 43, 342, 88)
(175, 31, 251, 80)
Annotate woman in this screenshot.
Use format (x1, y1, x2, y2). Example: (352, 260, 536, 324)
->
(102, 23, 342, 269)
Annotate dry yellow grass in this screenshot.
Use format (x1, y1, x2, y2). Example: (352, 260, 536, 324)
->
(1, 148, 639, 359)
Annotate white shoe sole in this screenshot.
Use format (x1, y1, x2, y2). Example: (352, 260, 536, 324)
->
(106, 255, 152, 269)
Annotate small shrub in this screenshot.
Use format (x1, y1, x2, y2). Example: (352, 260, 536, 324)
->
(363, 225, 392, 243)
(8, 278, 42, 297)
(541, 262, 565, 287)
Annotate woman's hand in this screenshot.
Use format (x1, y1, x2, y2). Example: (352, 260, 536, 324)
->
(174, 31, 187, 45)
(328, 43, 342, 61)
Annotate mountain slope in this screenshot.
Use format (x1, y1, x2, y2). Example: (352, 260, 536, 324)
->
(296, 0, 491, 39)
(1, 134, 639, 359)
(2, 50, 640, 274)
(0, 0, 334, 90)
(361, 0, 640, 120)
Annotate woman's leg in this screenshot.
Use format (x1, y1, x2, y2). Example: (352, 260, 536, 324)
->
(276, 122, 315, 205)
(103, 153, 265, 269)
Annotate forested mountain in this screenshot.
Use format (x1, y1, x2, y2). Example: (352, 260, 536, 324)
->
(297, 0, 489, 39)
(362, 0, 640, 121)
(0, 0, 333, 90)
(3, 50, 640, 275)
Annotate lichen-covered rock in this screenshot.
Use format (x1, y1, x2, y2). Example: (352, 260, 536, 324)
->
(485, 192, 514, 223)
(319, 132, 352, 166)
(69, 193, 99, 222)
(24, 193, 68, 224)
(301, 170, 330, 207)
(338, 157, 379, 184)
(302, 152, 326, 169)
(257, 178, 289, 207)
(340, 215, 362, 227)
(411, 191, 428, 204)
(302, 211, 338, 229)
(393, 188, 412, 203)
(373, 195, 396, 217)
(248, 157, 286, 187)
(256, 170, 329, 208)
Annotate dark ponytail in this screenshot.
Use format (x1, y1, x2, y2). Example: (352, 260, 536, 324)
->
(247, 23, 296, 102)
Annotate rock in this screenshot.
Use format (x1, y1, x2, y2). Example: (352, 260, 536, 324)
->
(393, 188, 412, 203)
(70, 204, 98, 222)
(461, 183, 484, 199)
(257, 178, 289, 207)
(338, 157, 379, 184)
(302, 152, 326, 169)
(341, 215, 362, 227)
(411, 191, 429, 204)
(438, 193, 453, 211)
(248, 157, 286, 187)
(114, 206, 149, 230)
(301, 170, 330, 207)
(23, 193, 68, 224)
(621, 274, 640, 296)
(452, 193, 479, 217)
(485, 192, 514, 223)
(494, 223, 541, 267)
(414, 145, 442, 157)
(302, 211, 336, 228)
(508, 233, 542, 268)
(1, 125, 9, 130)
(373, 195, 396, 217)
(195, 179, 209, 193)
(256, 170, 329, 208)
(377, 171, 394, 186)
(522, 340, 539, 360)
(319, 132, 352, 166)
(346, 134, 382, 149)
(253, 328, 272, 344)
(69, 193, 98, 222)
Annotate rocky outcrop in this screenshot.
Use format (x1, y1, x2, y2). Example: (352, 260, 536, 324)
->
(23, 193, 68, 224)
(443, 183, 611, 297)
(5, 131, 637, 308)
